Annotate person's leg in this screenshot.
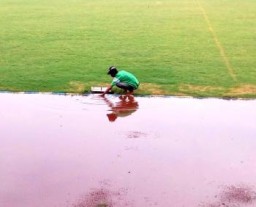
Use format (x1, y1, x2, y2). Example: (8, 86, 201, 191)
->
(116, 82, 134, 94)
(116, 82, 136, 102)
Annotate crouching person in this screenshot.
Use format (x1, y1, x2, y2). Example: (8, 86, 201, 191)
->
(101, 66, 139, 97)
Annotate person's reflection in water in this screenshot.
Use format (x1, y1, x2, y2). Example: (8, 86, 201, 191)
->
(102, 95, 139, 122)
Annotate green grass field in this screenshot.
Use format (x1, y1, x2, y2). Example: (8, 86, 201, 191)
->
(0, 0, 255, 98)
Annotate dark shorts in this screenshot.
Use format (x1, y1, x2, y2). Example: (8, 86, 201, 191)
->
(116, 82, 135, 91)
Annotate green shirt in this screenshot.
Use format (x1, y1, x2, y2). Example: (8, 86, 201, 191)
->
(111, 70, 139, 89)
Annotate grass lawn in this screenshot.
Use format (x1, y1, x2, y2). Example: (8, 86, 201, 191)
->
(0, 0, 255, 98)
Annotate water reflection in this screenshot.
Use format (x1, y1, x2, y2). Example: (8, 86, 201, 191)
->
(1, 93, 256, 207)
(102, 95, 139, 122)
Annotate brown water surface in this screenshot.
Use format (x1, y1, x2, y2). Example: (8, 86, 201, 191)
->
(0, 93, 256, 207)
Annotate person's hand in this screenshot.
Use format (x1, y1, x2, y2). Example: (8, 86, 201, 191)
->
(100, 86, 111, 97)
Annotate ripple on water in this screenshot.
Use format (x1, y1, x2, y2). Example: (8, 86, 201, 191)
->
(78, 94, 114, 106)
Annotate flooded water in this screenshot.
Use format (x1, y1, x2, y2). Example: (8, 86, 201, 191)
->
(1, 93, 256, 207)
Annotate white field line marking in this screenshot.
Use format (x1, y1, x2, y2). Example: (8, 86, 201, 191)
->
(194, 0, 237, 81)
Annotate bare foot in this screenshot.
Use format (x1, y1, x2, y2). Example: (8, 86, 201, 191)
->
(128, 95, 134, 101)
(119, 95, 127, 100)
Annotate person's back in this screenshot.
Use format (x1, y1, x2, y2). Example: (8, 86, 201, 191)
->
(113, 70, 139, 90)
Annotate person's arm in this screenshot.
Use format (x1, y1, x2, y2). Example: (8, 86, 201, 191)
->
(101, 96, 114, 107)
(101, 85, 112, 97)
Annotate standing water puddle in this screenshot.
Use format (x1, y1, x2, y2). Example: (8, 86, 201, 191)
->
(0, 93, 256, 207)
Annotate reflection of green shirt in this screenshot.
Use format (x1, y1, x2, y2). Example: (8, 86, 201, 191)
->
(111, 70, 139, 89)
